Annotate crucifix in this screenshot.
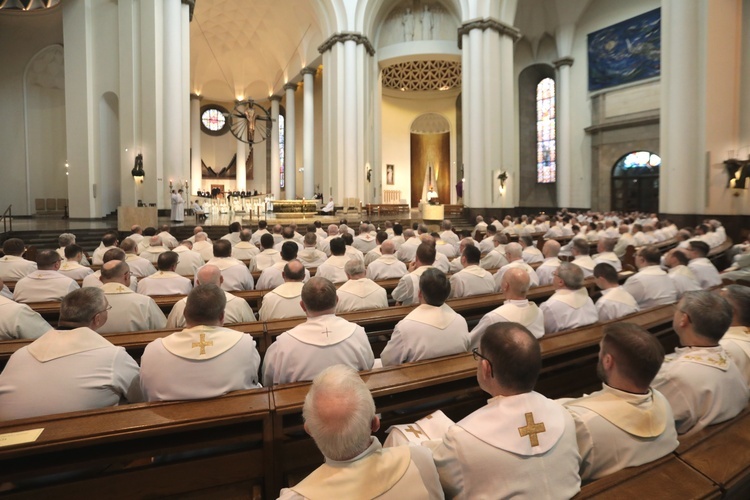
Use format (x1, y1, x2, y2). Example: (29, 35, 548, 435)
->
(321, 327, 331, 338)
(116, 285, 127, 292)
(192, 333, 214, 355)
(518, 412, 546, 447)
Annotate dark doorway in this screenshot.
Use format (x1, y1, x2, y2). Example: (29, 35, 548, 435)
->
(611, 151, 660, 213)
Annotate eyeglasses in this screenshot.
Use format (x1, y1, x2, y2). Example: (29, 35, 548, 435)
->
(91, 304, 112, 322)
(472, 348, 494, 378)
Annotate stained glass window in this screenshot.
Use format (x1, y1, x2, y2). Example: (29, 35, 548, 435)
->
(536, 78, 556, 183)
(201, 107, 226, 132)
(279, 114, 285, 189)
(613, 151, 661, 176)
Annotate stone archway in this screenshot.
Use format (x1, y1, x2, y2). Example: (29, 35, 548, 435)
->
(410, 113, 450, 207)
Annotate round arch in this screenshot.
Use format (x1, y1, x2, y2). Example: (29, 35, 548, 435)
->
(410, 112, 451, 207)
(611, 151, 661, 213)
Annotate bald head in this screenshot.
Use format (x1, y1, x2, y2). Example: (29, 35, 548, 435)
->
(328, 224, 339, 236)
(100, 260, 130, 285)
(195, 232, 208, 242)
(418, 233, 435, 245)
(501, 268, 531, 298)
(149, 236, 162, 246)
(196, 264, 223, 286)
(542, 239, 561, 258)
(380, 240, 395, 255)
(283, 259, 306, 282)
(131, 225, 142, 234)
(193, 226, 203, 235)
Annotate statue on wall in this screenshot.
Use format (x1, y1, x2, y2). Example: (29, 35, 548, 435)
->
(421, 5, 434, 40)
(402, 7, 415, 41)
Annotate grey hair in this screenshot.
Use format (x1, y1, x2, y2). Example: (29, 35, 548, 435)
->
(723, 285, 750, 326)
(505, 242, 523, 260)
(344, 258, 365, 277)
(679, 290, 733, 342)
(303, 365, 375, 461)
(60, 288, 107, 323)
(58, 233, 76, 247)
(558, 262, 584, 289)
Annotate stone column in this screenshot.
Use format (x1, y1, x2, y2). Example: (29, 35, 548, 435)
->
(163, 0, 185, 203)
(235, 127, 247, 193)
(344, 40, 357, 204)
(270, 95, 282, 199)
(284, 82, 297, 199)
(459, 18, 520, 210)
(302, 66, 316, 198)
(553, 56, 573, 208)
(190, 94, 202, 195)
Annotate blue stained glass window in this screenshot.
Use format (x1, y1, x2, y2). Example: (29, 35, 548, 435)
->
(536, 78, 556, 183)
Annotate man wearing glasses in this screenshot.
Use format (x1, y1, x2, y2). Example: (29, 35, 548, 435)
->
(0, 288, 142, 420)
(389, 323, 581, 498)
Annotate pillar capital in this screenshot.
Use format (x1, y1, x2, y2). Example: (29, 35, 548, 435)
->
(190, 93, 202, 100)
(284, 82, 298, 92)
(301, 66, 317, 76)
(318, 32, 375, 56)
(553, 57, 574, 69)
(269, 94, 283, 102)
(457, 18, 521, 48)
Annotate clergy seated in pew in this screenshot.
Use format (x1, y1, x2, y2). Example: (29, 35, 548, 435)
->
(686, 240, 723, 289)
(651, 290, 749, 436)
(494, 243, 540, 289)
(278, 365, 445, 500)
(479, 234, 510, 271)
(448, 245, 495, 299)
(592, 263, 640, 322)
(392, 242, 436, 306)
(57, 244, 94, 281)
(385, 323, 583, 499)
(663, 248, 703, 299)
(136, 251, 192, 296)
(0, 288, 142, 420)
(172, 240, 205, 277)
(0, 276, 53, 340)
(13, 250, 80, 304)
(366, 240, 408, 281)
(98, 260, 167, 334)
(166, 265, 256, 329)
(262, 277, 375, 386)
(622, 246, 679, 310)
(380, 269, 469, 367)
(469, 268, 545, 347)
(231, 228, 261, 261)
(297, 232, 327, 269)
(140, 284, 261, 401)
(541, 263, 598, 335)
(718, 284, 750, 386)
(335, 259, 388, 313)
(120, 237, 156, 278)
(559, 323, 679, 483)
(256, 242, 310, 291)
(258, 261, 307, 321)
(82, 247, 139, 291)
(592, 237, 622, 272)
(536, 239, 562, 286)
(202, 239, 255, 291)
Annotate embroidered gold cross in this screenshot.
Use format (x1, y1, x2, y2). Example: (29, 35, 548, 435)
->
(321, 327, 331, 338)
(116, 286, 126, 292)
(192, 333, 213, 355)
(404, 425, 424, 438)
(518, 412, 546, 447)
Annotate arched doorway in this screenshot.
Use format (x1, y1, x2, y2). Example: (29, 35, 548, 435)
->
(410, 113, 451, 207)
(611, 151, 660, 213)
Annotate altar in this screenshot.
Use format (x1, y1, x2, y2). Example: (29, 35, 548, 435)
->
(420, 203, 444, 221)
(270, 200, 320, 218)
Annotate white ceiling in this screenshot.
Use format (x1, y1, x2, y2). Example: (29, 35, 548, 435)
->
(190, 0, 326, 103)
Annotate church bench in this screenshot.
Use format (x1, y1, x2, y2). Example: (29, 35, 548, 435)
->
(673, 406, 750, 498)
(574, 454, 721, 499)
(0, 388, 273, 499)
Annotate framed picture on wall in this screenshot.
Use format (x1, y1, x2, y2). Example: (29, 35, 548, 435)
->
(386, 164, 395, 185)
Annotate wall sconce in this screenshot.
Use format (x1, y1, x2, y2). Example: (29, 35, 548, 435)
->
(131, 154, 145, 183)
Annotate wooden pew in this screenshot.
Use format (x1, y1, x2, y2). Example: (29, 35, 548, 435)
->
(574, 454, 720, 499)
(0, 388, 273, 499)
(674, 406, 750, 498)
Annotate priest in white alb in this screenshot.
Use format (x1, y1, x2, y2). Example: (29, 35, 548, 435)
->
(140, 284, 261, 401)
(13, 250, 80, 303)
(336, 260, 388, 313)
(718, 285, 750, 386)
(380, 268, 469, 366)
(261, 277, 374, 386)
(494, 243, 540, 290)
(202, 239, 254, 291)
(663, 249, 702, 298)
(391, 243, 436, 306)
(449, 244, 496, 299)
(58, 244, 94, 281)
(540, 263, 598, 334)
(593, 263, 639, 322)
(136, 251, 192, 296)
(257, 261, 307, 321)
(470, 268, 545, 346)
(366, 240, 408, 281)
(315, 237, 351, 284)
(0, 238, 37, 281)
(622, 246, 678, 309)
(561, 323, 678, 482)
(97, 260, 167, 334)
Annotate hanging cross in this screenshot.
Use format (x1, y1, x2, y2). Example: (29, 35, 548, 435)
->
(321, 327, 331, 338)
(518, 412, 546, 447)
(191, 333, 214, 355)
(404, 425, 424, 438)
